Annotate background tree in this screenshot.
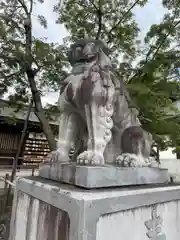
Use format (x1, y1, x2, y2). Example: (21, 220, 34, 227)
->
(136, 0, 180, 155)
(162, 0, 180, 157)
(0, 0, 68, 150)
(54, 0, 180, 157)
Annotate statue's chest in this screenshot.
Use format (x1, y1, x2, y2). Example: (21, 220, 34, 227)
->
(65, 73, 87, 107)
(66, 63, 95, 92)
(67, 74, 84, 92)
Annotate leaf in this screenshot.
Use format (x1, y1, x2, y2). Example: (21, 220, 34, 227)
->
(37, 15, 47, 28)
(127, 83, 151, 95)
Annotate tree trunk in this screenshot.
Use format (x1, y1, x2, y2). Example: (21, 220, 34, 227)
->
(23, 10, 56, 151)
(34, 109, 57, 151)
(27, 72, 56, 151)
(176, 150, 180, 159)
(175, 141, 180, 159)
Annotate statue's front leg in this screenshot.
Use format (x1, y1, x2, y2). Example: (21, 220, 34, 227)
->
(77, 83, 115, 165)
(51, 112, 82, 164)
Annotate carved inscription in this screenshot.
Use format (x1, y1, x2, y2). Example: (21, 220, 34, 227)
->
(145, 205, 166, 240)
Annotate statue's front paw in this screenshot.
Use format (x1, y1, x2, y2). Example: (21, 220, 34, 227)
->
(46, 150, 70, 164)
(77, 151, 104, 165)
(116, 153, 147, 167)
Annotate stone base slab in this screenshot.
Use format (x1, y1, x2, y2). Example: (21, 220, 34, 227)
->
(39, 163, 170, 189)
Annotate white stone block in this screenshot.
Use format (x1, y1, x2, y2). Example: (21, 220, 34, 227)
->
(9, 177, 180, 240)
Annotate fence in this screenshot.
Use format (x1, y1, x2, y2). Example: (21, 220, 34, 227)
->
(0, 174, 14, 240)
(0, 156, 40, 176)
(0, 156, 39, 210)
(0, 156, 40, 240)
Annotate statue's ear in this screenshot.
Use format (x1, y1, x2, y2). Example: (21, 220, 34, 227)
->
(98, 40, 112, 56)
(68, 48, 74, 65)
(98, 48, 111, 68)
(103, 44, 112, 56)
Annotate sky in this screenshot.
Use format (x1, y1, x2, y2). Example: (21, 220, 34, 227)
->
(32, 0, 175, 159)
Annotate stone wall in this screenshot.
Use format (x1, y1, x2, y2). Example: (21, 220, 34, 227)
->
(160, 158, 180, 181)
(97, 202, 177, 239)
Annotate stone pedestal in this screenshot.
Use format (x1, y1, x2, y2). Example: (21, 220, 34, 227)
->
(39, 163, 170, 188)
(9, 176, 180, 240)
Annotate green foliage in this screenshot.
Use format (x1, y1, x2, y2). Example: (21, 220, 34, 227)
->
(37, 15, 48, 28)
(0, 0, 67, 104)
(54, 0, 148, 59)
(129, 0, 180, 148)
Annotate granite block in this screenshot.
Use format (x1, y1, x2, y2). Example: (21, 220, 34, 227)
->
(39, 163, 170, 189)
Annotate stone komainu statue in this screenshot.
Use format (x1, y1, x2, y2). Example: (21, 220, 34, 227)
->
(51, 39, 152, 167)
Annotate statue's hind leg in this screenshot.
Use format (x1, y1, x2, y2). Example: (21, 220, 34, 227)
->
(116, 125, 152, 167)
(113, 94, 153, 167)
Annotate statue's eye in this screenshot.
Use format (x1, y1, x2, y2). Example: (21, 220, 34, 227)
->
(75, 47, 82, 55)
(83, 43, 94, 55)
(73, 47, 82, 58)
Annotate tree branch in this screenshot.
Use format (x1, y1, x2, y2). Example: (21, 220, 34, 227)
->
(0, 14, 23, 30)
(0, 70, 23, 80)
(29, 0, 33, 14)
(32, 58, 42, 73)
(128, 18, 180, 84)
(24, 17, 32, 66)
(152, 20, 180, 61)
(16, 0, 29, 15)
(145, 45, 154, 63)
(96, 0, 102, 40)
(107, 0, 141, 44)
(1, 4, 22, 9)
(89, 0, 98, 11)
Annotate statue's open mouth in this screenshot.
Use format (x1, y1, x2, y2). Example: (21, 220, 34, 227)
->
(75, 55, 97, 64)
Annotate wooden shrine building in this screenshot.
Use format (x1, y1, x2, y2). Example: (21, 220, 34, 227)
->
(0, 99, 58, 166)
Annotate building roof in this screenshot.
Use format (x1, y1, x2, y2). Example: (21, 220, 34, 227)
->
(0, 99, 59, 126)
(1, 98, 179, 124)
